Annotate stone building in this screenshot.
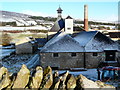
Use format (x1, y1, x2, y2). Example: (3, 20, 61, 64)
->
(16, 38, 38, 54)
(40, 31, 119, 69)
(40, 5, 120, 69)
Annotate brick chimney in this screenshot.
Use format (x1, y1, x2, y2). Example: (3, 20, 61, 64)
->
(84, 5, 88, 31)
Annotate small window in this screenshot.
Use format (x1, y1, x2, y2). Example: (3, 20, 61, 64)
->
(67, 28, 71, 30)
(71, 53, 76, 57)
(53, 53, 59, 57)
(93, 52, 98, 56)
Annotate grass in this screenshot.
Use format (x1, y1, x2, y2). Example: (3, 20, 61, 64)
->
(0, 32, 47, 44)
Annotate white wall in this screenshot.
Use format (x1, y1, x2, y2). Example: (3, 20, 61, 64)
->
(65, 19, 73, 34)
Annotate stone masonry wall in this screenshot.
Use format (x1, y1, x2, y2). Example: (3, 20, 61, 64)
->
(40, 52, 106, 69)
(85, 52, 105, 68)
(40, 52, 84, 69)
(0, 64, 116, 89)
(16, 42, 33, 54)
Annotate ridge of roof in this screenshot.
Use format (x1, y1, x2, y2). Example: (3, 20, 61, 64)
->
(74, 31, 98, 46)
(66, 15, 73, 19)
(84, 31, 99, 47)
(84, 31, 118, 52)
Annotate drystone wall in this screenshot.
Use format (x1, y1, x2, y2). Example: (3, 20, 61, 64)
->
(0, 64, 116, 89)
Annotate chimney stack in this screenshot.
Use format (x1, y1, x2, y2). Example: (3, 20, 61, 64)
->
(84, 5, 88, 31)
(65, 15, 73, 34)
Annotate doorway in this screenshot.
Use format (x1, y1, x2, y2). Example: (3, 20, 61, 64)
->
(105, 50, 116, 61)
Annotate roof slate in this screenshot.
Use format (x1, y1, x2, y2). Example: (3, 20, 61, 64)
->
(74, 31, 97, 46)
(49, 18, 65, 32)
(41, 31, 119, 53)
(74, 31, 119, 52)
(41, 32, 84, 52)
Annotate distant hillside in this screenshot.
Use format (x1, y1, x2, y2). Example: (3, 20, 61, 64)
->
(0, 10, 38, 26)
(0, 10, 32, 20)
(0, 10, 119, 28)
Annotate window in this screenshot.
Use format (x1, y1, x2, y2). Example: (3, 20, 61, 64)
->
(71, 53, 76, 57)
(93, 52, 98, 56)
(67, 28, 71, 30)
(53, 53, 59, 57)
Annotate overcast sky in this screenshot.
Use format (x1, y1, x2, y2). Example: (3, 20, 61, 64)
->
(1, 1, 119, 22)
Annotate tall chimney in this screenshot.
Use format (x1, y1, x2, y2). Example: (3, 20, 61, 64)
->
(84, 5, 88, 31)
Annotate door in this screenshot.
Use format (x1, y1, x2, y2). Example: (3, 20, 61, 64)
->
(105, 51, 116, 61)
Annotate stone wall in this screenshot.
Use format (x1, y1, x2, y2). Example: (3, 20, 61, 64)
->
(16, 42, 33, 54)
(40, 52, 106, 69)
(16, 41, 38, 54)
(0, 64, 115, 89)
(85, 52, 105, 68)
(40, 52, 84, 69)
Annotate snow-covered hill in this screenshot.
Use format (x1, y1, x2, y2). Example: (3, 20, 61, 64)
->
(0, 10, 38, 26)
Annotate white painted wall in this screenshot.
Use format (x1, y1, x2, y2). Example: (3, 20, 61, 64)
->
(65, 19, 73, 34)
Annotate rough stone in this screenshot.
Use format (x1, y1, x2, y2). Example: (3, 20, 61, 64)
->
(7, 73, 16, 89)
(58, 71, 69, 89)
(53, 70, 59, 78)
(50, 70, 60, 89)
(31, 66, 43, 88)
(76, 74, 99, 89)
(76, 74, 116, 90)
(66, 74, 76, 89)
(0, 71, 11, 89)
(12, 64, 30, 88)
(0, 67, 8, 80)
(0, 65, 116, 89)
(40, 66, 53, 89)
(96, 80, 116, 89)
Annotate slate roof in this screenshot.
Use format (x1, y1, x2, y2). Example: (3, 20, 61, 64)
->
(74, 31, 97, 46)
(49, 18, 65, 32)
(74, 31, 119, 52)
(41, 31, 119, 53)
(41, 32, 84, 52)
